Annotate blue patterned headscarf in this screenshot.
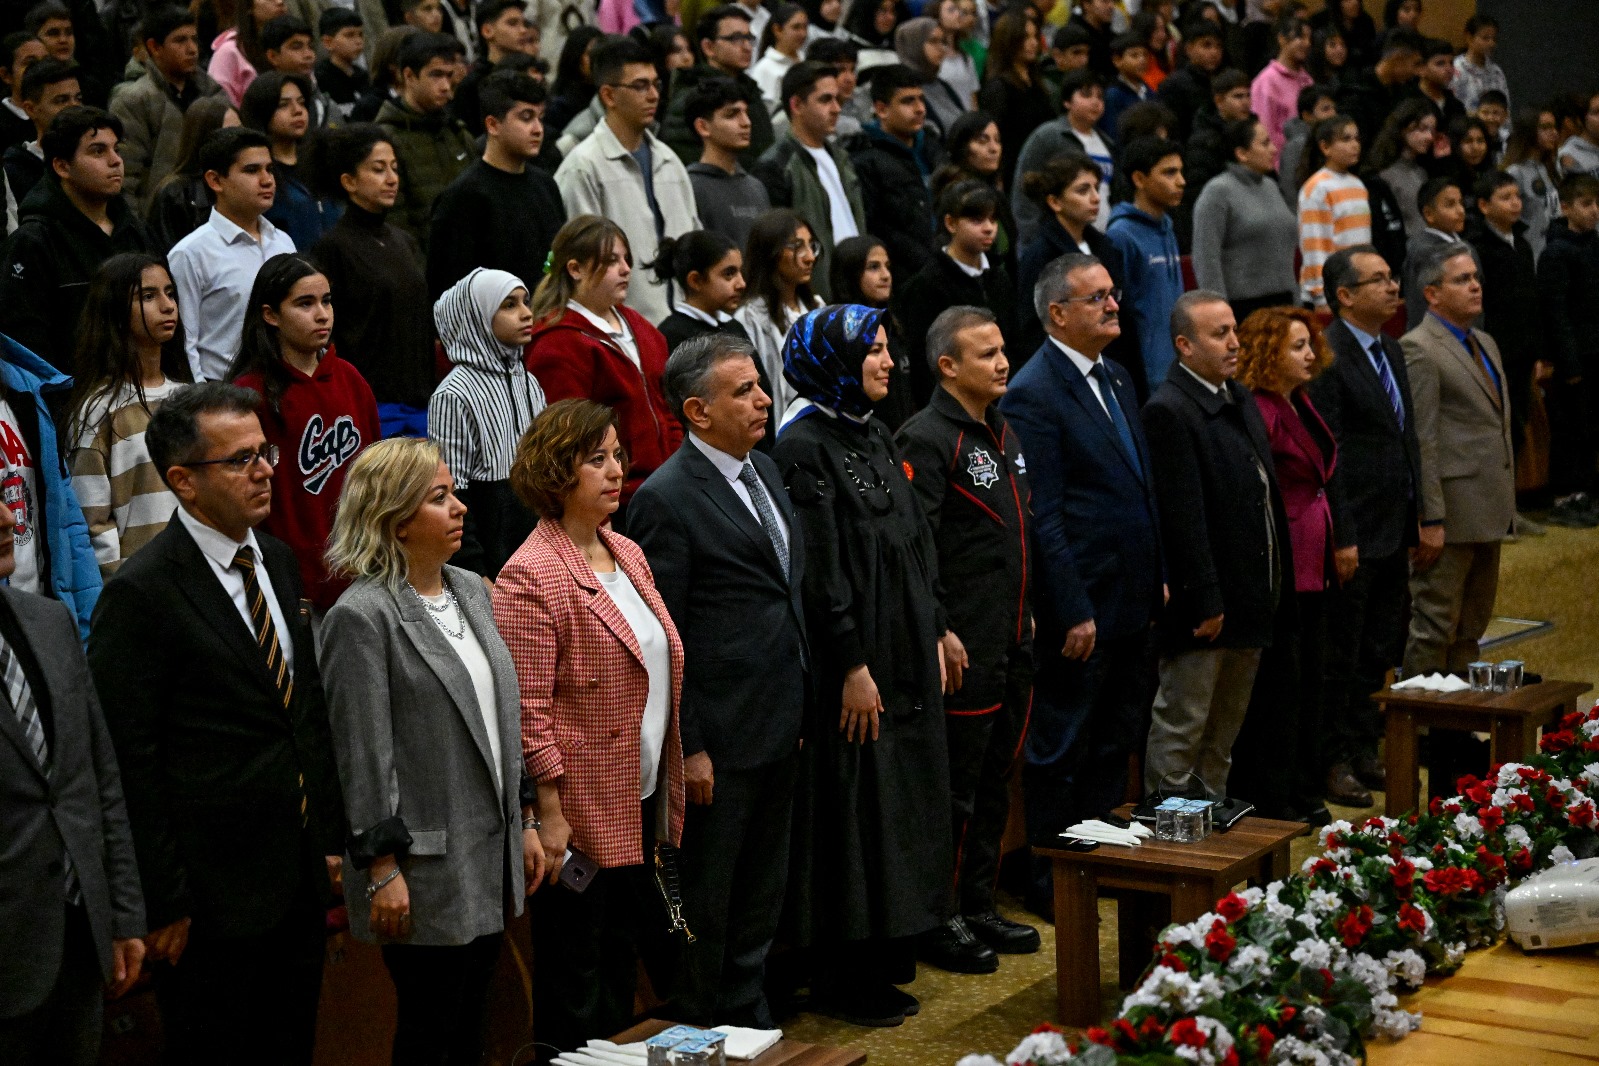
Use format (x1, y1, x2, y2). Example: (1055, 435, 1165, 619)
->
(781, 304, 888, 422)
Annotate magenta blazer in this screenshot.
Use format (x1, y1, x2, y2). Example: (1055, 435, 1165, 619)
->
(1253, 388, 1339, 594)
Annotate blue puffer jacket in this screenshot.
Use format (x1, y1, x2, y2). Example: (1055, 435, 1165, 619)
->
(0, 333, 101, 639)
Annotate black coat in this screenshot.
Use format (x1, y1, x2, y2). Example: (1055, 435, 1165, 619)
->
(896, 387, 1032, 710)
(1175, 107, 1229, 252)
(86, 519, 343, 937)
(1306, 317, 1422, 559)
(1156, 63, 1213, 144)
(1336, 68, 1407, 149)
(425, 158, 567, 298)
(1468, 218, 1541, 401)
(893, 251, 1019, 406)
(627, 441, 808, 769)
(0, 176, 152, 369)
(977, 75, 1056, 191)
(848, 124, 944, 283)
(1536, 218, 1599, 380)
(1142, 366, 1292, 652)
(1362, 172, 1410, 283)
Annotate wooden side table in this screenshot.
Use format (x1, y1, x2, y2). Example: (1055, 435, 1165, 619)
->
(1373, 680, 1592, 817)
(1036, 806, 1307, 1027)
(609, 1019, 867, 1066)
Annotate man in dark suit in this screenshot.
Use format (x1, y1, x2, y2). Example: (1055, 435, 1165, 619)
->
(898, 305, 1037, 971)
(0, 502, 145, 1066)
(998, 254, 1162, 909)
(1308, 246, 1422, 807)
(87, 382, 343, 1066)
(1141, 290, 1292, 800)
(627, 334, 807, 1029)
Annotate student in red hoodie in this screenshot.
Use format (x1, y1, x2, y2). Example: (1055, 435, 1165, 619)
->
(525, 214, 682, 532)
(229, 252, 381, 614)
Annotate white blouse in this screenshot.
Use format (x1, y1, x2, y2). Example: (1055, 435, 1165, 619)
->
(421, 590, 503, 794)
(596, 567, 671, 799)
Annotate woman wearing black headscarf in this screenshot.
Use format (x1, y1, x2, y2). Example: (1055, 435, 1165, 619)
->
(772, 304, 951, 1029)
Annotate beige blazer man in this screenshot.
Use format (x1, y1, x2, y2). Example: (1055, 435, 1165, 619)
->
(1401, 310, 1515, 675)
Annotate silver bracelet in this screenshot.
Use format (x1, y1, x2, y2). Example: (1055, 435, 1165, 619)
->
(367, 865, 401, 901)
(522, 815, 542, 831)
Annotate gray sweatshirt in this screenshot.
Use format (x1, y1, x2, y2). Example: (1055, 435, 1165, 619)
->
(688, 161, 772, 250)
(1192, 163, 1300, 300)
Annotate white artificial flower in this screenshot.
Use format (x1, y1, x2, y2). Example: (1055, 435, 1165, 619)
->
(1370, 1001, 1423, 1040)
(958, 1057, 1005, 1066)
(1323, 847, 1354, 865)
(1227, 944, 1272, 982)
(1551, 845, 1577, 864)
(1504, 824, 1532, 850)
(1238, 886, 1265, 907)
(1343, 952, 1390, 996)
(1318, 821, 1354, 848)
(1491, 786, 1522, 808)
(1410, 855, 1434, 872)
(1121, 965, 1226, 1014)
(1290, 939, 1333, 970)
(1496, 763, 1527, 787)
(1005, 1029, 1072, 1065)
(1383, 949, 1427, 990)
(1580, 762, 1599, 788)
(1452, 813, 1483, 840)
(1306, 888, 1342, 916)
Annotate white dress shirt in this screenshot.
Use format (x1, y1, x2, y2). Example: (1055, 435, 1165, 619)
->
(169, 208, 296, 382)
(566, 299, 641, 369)
(594, 566, 670, 798)
(1049, 336, 1112, 417)
(688, 432, 790, 548)
(949, 250, 990, 278)
(176, 506, 295, 677)
(671, 302, 734, 327)
(1180, 362, 1225, 396)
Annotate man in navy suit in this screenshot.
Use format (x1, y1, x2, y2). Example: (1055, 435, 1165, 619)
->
(627, 334, 808, 1029)
(999, 253, 1162, 910)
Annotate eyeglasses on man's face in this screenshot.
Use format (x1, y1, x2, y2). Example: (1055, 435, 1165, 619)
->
(1348, 271, 1396, 289)
(183, 444, 279, 473)
(609, 77, 662, 94)
(716, 32, 757, 43)
(1058, 286, 1122, 306)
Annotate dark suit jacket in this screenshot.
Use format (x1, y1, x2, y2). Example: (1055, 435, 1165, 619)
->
(626, 439, 809, 772)
(998, 338, 1162, 644)
(0, 588, 143, 1018)
(87, 518, 342, 938)
(1142, 365, 1292, 651)
(1308, 317, 1422, 559)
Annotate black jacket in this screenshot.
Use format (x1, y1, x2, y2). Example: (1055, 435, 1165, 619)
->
(1537, 218, 1599, 381)
(1175, 106, 1229, 252)
(86, 519, 343, 937)
(848, 123, 944, 282)
(896, 388, 1031, 710)
(425, 158, 567, 298)
(977, 74, 1056, 191)
(1067, 12, 1115, 80)
(2, 142, 42, 207)
(627, 442, 808, 769)
(1468, 218, 1541, 390)
(1142, 365, 1292, 651)
(1336, 68, 1408, 149)
(145, 172, 209, 253)
(1362, 173, 1409, 284)
(893, 250, 1019, 407)
(1306, 317, 1422, 559)
(0, 176, 152, 369)
(1156, 63, 1213, 144)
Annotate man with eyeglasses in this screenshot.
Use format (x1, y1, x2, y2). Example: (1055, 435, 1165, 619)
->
(87, 381, 343, 1066)
(661, 5, 774, 167)
(998, 254, 1161, 918)
(1399, 243, 1514, 688)
(1308, 246, 1422, 809)
(556, 34, 699, 326)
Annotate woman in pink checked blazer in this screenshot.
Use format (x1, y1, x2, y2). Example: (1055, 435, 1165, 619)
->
(490, 398, 684, 1055)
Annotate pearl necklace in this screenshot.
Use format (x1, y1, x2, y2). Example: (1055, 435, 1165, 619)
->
(410, 582, 465, 640)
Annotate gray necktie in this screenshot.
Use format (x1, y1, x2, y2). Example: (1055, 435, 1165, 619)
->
(738, 462, 790, 578)
(1, 633, 79, 903)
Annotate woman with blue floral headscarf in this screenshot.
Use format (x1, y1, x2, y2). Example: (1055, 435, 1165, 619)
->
(772, 304, 952, 1028)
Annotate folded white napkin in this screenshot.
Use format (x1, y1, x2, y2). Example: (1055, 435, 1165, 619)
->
(1062, 820, 1142, 847)
(711, 1026, 784, 1059)
(1392, 672, 1471, 692)
(583, 1041, 649, 1064)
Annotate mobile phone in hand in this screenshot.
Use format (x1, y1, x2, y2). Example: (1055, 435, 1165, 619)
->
(559, 847, 599, 893)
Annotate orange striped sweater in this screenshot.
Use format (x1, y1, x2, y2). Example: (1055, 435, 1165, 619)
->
(1298, 168, 1372, 308)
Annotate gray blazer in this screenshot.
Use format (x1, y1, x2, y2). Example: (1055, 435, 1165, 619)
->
(0, 587, 144, 1016)
(320, 566, 527, 947)
(1401, 313, 1516, 545)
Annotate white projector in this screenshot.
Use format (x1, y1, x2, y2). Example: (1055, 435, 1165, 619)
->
(1506, 857, 1599, 951)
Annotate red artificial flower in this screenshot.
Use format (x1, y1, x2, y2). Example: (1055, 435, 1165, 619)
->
(1031, 1023, 1064, 1035)
(1513, 793, 1536, 813)
(1461, 779, 1491, 806)
(1111, 1018, 1140, 1047)
(1398, 903, 1428, 933)
(1222, 1049, 1240, 1066)
(1546, 787, 1567, 810)
(1478, 805, 1505, 831)
(1138, 1015, 1165, 1040)
(1279, 1004, 1297, 1025)
(1443, 802, 1462, 816)
(1085, 1027, 1110, 1046)
(1308, 858, 1338, 878)
(1391, 858, 1416, 896)
(1543, 729, 1577, 753)
(1217, 892, 1249, 922)
(1560, 710, 1583, 730)
(1205, 919, 1236, 962)
(1319, 967, 1335, 992)
(1428, 796, 1444, 816)
(1338, 904, 1375, 947)
(1169, 1018, 1207, 1048)
(1571, 802, 1597, 829)
(1510, 847, 1534, 874)
(1157, 950, 1189, 972)
(1423, 866, 1484, 897)
(1477, 845, 1506, 872)
(1255, 1025, 1277, 1057)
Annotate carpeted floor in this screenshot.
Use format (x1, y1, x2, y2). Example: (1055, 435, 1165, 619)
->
(773, 526, 1599, 1065)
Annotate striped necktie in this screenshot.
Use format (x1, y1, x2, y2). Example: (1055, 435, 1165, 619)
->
(1, 633, 80, 903)
(233, 546, 293, 710)
(1368, 340, 1405, 429)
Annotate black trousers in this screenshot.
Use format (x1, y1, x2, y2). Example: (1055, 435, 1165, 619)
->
(946, 643, 1032, 915)
(0, 902, 103, 1066)
(1322, 548, 1409, 769)
(155, 871, 326, 1066)
(1022, 627, 1157, 846)
(381, 933, 502, 1066)
(677, 753, 798, 1028)
(1232, 590, 1326, 817)
(528, 849, 672, 1061)
(1545, 373, 1597, 496)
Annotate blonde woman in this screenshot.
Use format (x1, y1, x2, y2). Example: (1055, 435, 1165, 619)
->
(321, 437, 538, 1065)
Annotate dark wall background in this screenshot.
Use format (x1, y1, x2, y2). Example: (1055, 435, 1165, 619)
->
(1477, 0, 1599, 115)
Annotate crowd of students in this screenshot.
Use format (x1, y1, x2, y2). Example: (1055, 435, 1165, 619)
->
(3, 0, 1599, 1063)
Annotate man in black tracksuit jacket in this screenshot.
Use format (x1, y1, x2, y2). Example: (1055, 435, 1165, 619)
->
(896, 304, 1038, 975)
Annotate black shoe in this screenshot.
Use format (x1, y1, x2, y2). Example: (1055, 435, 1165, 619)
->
(1547, 495, 1599, 528)
(1352, 753, 1387, 791)
(885, 986, 920, 1016)
(1326, 764, 1374, 808)
(964, 909, 1042, 954)
(815, 983, 906, 1027)
(917, 917, 1000, 974)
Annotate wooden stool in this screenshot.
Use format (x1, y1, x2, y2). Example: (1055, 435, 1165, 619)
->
(1372, 680, 1592, 817)
(610, 1019, 867, 1066)
(1035, 805, 1306, 1027)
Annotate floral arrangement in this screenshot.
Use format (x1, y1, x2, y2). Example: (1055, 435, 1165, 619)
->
(957, 703, 1599, 1066)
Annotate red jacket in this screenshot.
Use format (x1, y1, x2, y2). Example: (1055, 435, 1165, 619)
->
(492, 519, 685, 867)
(1253, 387, 1338, 594)
(525, 306, 683, 501)
(236, 347, 381, 611)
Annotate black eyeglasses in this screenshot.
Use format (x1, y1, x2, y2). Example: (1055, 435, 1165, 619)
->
(182, 444, 279, 472)
(716, 32, 757, 43)
(609, 77, 663, 94)
(1058, 287, 1121, 305)
(1348, 272, 1396, 288)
